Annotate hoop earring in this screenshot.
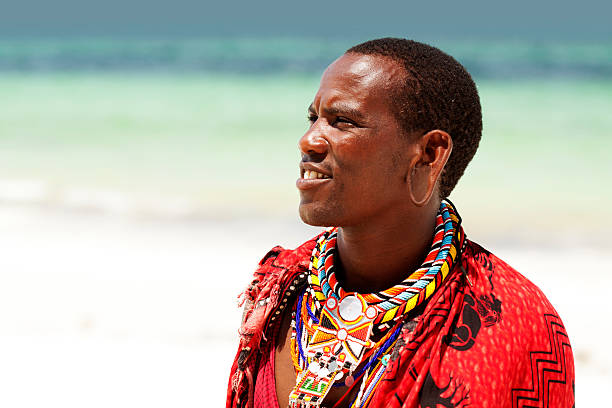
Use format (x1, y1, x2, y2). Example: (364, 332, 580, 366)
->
(408, 167, 434, 207)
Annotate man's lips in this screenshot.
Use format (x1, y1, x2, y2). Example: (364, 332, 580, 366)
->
(297, 164, 332, 190)
(296, 175, 332, 190)
(299, 162, 332, 178)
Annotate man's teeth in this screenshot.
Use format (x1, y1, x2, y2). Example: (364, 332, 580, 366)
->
(304, 170, 330, 180)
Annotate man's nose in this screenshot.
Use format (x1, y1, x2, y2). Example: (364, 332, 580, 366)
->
(298, 126, 328, 159)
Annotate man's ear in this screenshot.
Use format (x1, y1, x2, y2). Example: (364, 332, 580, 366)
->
(407, 130, 453, 206)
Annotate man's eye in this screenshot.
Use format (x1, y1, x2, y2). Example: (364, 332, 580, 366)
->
(332, 117, 354, 126)
(307, 114, 318, 123)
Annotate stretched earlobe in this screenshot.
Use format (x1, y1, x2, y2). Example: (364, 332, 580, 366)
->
(408, 165, 435, 207)
(406, 130, 452, 206)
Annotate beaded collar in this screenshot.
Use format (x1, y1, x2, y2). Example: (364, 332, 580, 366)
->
(288, 200, 465, 408)
(309, 200, 464, 331)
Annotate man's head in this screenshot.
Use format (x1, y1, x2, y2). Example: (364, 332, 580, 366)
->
(297, 38, 482, 227)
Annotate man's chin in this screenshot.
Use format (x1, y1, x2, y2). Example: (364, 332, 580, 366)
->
(298, 202, 339, 227)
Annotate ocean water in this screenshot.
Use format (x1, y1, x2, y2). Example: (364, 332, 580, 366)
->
(1, 38, 611, 78)
(1, 38, 611, 242)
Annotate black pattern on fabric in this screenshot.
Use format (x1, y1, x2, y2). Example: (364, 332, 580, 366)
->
(419, 372, 470, 408)
(511, 314, 573, 408)
(445, 246, 502, 352)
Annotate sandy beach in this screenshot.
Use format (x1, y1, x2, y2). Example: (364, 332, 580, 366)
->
(0, 202, 608, 407)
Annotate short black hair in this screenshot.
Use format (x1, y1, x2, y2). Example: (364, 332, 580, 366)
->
(347, 38, 482, 198)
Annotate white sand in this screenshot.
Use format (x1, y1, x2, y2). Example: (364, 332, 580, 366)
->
(0, 204, 608, 407)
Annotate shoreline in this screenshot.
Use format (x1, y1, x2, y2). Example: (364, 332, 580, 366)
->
(0, 176, 609, 251)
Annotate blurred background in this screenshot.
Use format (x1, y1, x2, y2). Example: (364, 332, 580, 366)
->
(0, 1, 610, 406)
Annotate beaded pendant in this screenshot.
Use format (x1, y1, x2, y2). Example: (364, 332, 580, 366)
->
(288, 292, 376, 408)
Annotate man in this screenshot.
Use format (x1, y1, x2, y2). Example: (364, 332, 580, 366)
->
(227, 38, 575, 408)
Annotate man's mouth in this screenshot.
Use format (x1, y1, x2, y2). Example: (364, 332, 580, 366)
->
(302, 170, 331, 180)
(297, 168, 332, 190)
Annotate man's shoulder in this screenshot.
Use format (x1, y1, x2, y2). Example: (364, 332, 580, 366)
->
(239, 234, 321, 306)
(463, 239, 568, 345)
(251, 234, 320, 280)
(431, 240, 575, 406)
(465, 239, 555, 309)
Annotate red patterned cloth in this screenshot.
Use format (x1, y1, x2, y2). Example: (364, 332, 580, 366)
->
(253, 319, 281, 408)
(227, 238, 575, 408)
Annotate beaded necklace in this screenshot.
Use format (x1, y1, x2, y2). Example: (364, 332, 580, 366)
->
(288, 200, 464, 408)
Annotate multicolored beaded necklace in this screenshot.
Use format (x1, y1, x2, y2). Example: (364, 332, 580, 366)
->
(288, 200, 464, 408)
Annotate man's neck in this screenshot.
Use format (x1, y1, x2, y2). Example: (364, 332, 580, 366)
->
(335, 201, 439, 294)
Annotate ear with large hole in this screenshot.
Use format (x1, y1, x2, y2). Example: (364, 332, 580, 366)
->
(408, 130, 453, 206)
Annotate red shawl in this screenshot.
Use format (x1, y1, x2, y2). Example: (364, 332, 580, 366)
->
(227, 238, 575, 408)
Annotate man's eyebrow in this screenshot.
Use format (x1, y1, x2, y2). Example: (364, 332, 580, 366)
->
(309, 103, 366, 122)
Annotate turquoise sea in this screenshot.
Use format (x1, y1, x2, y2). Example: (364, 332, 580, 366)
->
(1, 38, 611, 243)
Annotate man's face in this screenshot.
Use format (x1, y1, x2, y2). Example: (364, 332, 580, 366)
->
(297, 53, 415, 227)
